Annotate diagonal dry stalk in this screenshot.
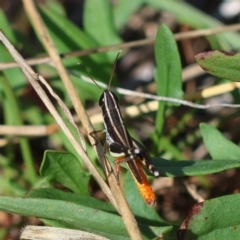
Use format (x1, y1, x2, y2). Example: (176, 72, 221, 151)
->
(0, 31, 113, 203)
(19, 1, 143, 239)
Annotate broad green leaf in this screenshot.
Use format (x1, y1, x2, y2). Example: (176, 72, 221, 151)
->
(114, 0, 144, 30)
(178, 194, 240, 240)
(147, 0, 240, 50)
(154, 24, 183, 146)
(84, 0, 121, 61)
(152, 158, 240, 177)
(0, 196, 172, 239)
(195, 50, 240, 81)
(40, 151, 90, 195)
(200, 123, 240, 159)
(27, 188, 115, 213)
(0, 196, 128, 239)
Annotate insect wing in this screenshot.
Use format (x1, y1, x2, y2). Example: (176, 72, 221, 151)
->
(109, 141, 143, 184)
(131, 138, 160, 178)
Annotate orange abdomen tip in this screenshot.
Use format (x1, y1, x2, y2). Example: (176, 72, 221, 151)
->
(115, 156, 157, 206)
(133, 160, 157, 207)
(135, 179, 157, 207)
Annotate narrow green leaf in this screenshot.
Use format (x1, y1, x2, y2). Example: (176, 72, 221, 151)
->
(178, 194, 240, 240)
(40, 151, 90, 195)
(154, 24, 183, 143)
(153, 158, 240, 177)
(195, 50, 240, 81)
(200, 123, 240, 159)
(0, 10, 27, 90)
(155, 24, 183, 104)
(84, 0, 121, 61)
(0, 75, 37, 184)
(45, 0, 67, 17)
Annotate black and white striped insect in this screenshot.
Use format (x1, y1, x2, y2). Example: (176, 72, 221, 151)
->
(99, 88, 160, 184)
(85, 52, 160, 185)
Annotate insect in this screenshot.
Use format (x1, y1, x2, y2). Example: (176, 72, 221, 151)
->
(90, 53, 160, 206)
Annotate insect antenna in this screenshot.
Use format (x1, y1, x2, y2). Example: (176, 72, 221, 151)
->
(78, 63, 103, 91)
(108, 50, 121, 90)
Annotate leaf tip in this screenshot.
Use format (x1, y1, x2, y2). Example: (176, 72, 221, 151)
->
(194, 51, 214, 61)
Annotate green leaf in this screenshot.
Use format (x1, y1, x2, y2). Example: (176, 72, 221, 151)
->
(0, 75, 37, 185)
(84, 0, 121, 61)
(153, 24, 183, 146)
(0, 10, 27, 90)
(0, 196, 129, 239)
(0, 195, 172, 239)
(40, 151, 90, 195)
(195, 50, 240, 81)
(153, 158, 240, 177)
(27, 188, 115, 213)
(200, 123, 240, 159)
(178, 194, 240, 240)
(45, 0, 67, 17)
(154, 24, 183, 105)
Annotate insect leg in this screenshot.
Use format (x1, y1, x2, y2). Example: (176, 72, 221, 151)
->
(89, 129, 105, 146)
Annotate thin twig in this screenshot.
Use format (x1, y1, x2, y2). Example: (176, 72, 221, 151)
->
(0, 124, 58, 136)
(1, 23, 240, 71)
(79, 73, 240, 109)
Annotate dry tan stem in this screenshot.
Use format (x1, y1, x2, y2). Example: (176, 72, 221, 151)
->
(1, 23, 240, 71)
(21, 1, 142, 239)
(183, 180, 205, 203)
(0, 124, 58, 136)
(20, 226, 110, 240)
